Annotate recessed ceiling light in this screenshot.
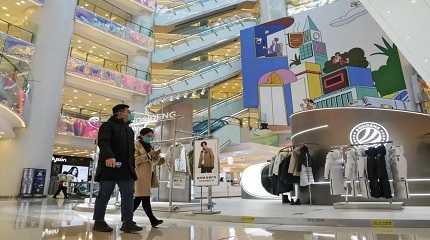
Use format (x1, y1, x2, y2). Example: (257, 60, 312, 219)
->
(68, 100, 73, 102)
(99, 104, 102, 106)
(106, 98, 110, 101)
(89, 50, 93, 53)
(74, 96, 78, 99)
(78, 46, 82, 49)
(92, 46, 96, 49)
(85, 3, 89, 7)
(77, 40, 82, 43)
(16, 2, 21, 6)
(106, 52, 110, 55)
(5, 13, 10, 17)
(86, 104, 90, 106)
(21, 1, 26, 4)
(73, 89, 78, 93)
(1, 7, 7, 10)
(88, 93, 92, 97)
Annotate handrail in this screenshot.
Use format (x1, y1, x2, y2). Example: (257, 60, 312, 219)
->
(156, 16, 257, 48)
(0, 19, 34, 43)
(152, 54, 240, 88)
(159, 0, 248, 13)
(77, 0, 153, 37)
(193, 93, 243, 116)
(194, 116, 242, 135)
(69, 47, 150, 80)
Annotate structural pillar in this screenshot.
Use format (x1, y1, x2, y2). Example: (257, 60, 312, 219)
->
(0, 0, 76, 196)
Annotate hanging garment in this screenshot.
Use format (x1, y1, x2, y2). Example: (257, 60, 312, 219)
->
(388, 145, 408, 199)
(273, 152, 287, 176)
(288, 148, 301, 176)
(345, 148, 358, 180)
(357, 148, 370, 199)
(168, 144, 186, 172)
(299, 146, 314, 187)
(366, 145, 392, 199)
(277, 154, 298, 194)
(324, 150, 345, 195)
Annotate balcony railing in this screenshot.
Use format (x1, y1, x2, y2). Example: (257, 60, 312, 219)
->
(75, 5, 154, 50)
(69, 47, 150, 80)
(133, 0, 156, 11)
(67, 57, 152, 95)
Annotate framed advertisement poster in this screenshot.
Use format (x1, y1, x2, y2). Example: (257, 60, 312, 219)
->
(194, 139, 219, 186)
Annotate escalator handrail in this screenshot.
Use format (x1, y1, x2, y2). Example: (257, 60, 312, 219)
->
(152, 54, 241, 89)
(193, 116, 242, 134)
(156, 15, 257, 48)
(193, 93, 243, 116)
(158, 0, 249, 14)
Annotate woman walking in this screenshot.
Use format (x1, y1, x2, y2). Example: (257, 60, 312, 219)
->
(134, 128, 164, 228)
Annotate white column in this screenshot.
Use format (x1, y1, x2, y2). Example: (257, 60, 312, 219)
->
(0, 0, 76, 196)
(131, 95, 148, 113)
(259, 0, 287, 23)
(130, 14, 154, 74)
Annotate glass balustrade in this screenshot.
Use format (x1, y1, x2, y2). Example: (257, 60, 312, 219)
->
(67, 57, 152, 95)
(75, 0, 154, 50)
(0, 20, 35, 63)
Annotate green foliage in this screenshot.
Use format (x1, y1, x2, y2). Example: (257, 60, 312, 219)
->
(371, 37, 406, 96)
(289, 53, 301, 67)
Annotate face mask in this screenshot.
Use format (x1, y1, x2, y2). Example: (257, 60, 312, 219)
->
(143, 136, 154, 143)
(128, 112, 135, 122)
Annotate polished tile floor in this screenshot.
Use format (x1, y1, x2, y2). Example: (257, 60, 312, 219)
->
(1, 199, 430, 240)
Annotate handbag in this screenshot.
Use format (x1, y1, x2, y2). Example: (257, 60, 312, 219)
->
(151, 171, 159, 188)
(300, 164, 314, 187)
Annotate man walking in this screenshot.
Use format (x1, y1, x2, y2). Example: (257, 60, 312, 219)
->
(93, 104, 142, 233)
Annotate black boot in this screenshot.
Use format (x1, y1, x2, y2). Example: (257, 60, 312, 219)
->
(151, 219, 164, 228)
(120, 222, 143, 233)
(282, 195, 290, 204)
(93, 221, 113, 232)
(291, 199, 301, 205)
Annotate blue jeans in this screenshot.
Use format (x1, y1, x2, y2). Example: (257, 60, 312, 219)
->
(93, 180, 134, 223)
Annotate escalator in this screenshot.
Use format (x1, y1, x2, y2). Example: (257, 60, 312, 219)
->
(193, 116, 243, 146)
(153, 15, 257, 63)
(155, 0, 256, 27)
(150, 55, 241, 100)
(361, 0, 430, 85)
(193, 94, 244, 122)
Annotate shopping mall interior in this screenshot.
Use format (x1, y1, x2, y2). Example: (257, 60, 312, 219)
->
(1, 0, 430, 239)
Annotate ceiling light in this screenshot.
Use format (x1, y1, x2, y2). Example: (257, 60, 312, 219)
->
(99, 104, 102, 106)
(77, 40, 82, 43)
(89, 50, 93, 53)
(73, 96, 78, 99)
(68, 100, 73, 102)
(85, 3, 89, 7)
(1, 7, 7, 10)
(88, 93, 92, 97)
(105, 98, 110, 101)
(73, 89, 78, 93)
(78, 46, 82, 49)
(106, 51, 110, 55)
(5, 13, 10, 17)
(21, 1, 26, 3)
(86, 104, 90, 106)
(16, 2, 21, 6)
(92, 46, 96, 49)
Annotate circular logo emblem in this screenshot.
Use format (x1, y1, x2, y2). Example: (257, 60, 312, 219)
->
(349, 122, 389, 145)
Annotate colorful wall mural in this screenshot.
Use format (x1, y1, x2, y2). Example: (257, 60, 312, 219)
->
(240, 0, 412, 126)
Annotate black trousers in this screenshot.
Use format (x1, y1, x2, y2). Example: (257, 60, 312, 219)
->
(54, 185, 68, 198)
(93, 180, 134, 224)
(134, 196, 157, 224)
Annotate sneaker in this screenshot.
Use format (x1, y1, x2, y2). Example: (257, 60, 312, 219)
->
(151, 219, 164, 228)
(93, 221, 113, 232)
(120, 223, 143, 233)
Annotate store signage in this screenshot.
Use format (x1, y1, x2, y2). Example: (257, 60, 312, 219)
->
(52, 156, 67, 163)
(349, 122, 389, 145)
(132, 111, 177, 125)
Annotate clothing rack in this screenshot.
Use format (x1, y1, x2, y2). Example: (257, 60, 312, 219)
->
(331, 140, 407, 210)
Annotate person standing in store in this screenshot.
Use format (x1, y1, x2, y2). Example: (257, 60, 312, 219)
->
(53, 171, 69, 199)
(133, 128, 164, 228)
(92, 104, 142, 233)
(198, 141, 215, 173)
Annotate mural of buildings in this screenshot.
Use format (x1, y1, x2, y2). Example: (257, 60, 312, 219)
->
(299, 16, 328, 69)
(290, 62, 323, 112)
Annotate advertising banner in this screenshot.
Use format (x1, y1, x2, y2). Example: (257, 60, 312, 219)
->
(57, 115, 101, 139)
(31, 169, 46, 196)
(0, 32, 35, 62)
(194, 139, 219, 187)
(0, 71, 26, 116)
(67, 57, 152, 95)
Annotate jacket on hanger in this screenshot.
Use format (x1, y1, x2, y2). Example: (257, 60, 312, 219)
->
(324, 150, 345, 195)
(366, 145, 392, 199)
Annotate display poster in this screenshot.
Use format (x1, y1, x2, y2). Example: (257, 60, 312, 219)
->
(193, 139, 219, 186)
(20, 168, 35, 196)
(31, 169, 46, 195)
(61, 165, 89, 182)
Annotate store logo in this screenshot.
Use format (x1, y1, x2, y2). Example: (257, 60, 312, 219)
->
(52, 156, 67, 163)
(349, 122, 389, 145)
